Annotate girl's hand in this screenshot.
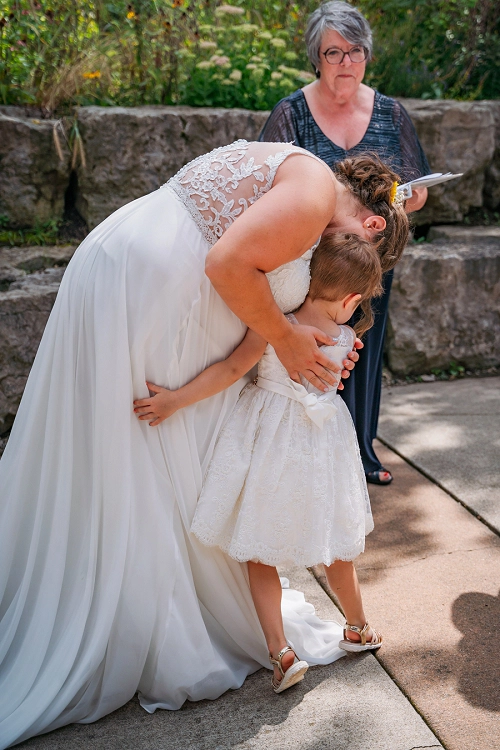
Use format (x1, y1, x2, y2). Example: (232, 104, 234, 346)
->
(133, 382, 181, 426)
(338, 337, 363, 391)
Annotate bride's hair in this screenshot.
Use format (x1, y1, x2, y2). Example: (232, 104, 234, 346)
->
(334, 153, 410, 272)
(309, 233, 383, 337)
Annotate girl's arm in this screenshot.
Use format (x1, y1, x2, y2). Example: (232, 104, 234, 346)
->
(133, 329, 266, 426)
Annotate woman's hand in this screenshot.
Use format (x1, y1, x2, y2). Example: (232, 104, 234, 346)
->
(272, 324, 342, 392)
(133, 382, 181, 426)
(405, 186, 428, 213)
(338, 337, 363, 391)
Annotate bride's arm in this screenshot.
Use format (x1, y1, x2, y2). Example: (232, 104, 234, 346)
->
(205, 156, 352, 391)
(133, 329, 266, 426)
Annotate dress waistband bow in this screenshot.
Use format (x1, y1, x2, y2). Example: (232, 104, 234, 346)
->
(256, 376, 337, 429)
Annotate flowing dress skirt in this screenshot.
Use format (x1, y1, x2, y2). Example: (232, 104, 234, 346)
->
(0, 187, 344, 748)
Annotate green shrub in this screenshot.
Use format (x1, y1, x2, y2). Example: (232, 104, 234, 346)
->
(0, 1, 498, 114)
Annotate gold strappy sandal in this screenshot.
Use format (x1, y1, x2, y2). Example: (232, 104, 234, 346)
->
(339, 622, 382, 653)
(269, 646, 309, 694)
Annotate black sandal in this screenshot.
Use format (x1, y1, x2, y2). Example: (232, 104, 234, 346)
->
(366, 469, 393, 485)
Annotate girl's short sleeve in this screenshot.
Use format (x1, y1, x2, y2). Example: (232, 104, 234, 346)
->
(393, 100, 431, 181)
(258, 99, 298, 144)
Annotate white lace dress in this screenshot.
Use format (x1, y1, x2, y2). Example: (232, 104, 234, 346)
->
(0, 140, 345, 749)
(193, 318, 373, 567)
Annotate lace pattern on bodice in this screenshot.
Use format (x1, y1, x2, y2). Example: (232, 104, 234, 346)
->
(164, 140, 299, 247)
(265, 243, 319, 314)
(258, 315, 355, 392)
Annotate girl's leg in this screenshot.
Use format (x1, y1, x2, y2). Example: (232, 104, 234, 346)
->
(247, 562, 295, 681)
(324, 560, 376, 642)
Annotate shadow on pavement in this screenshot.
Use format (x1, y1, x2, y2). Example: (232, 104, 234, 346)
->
(452, 588, 500, 712)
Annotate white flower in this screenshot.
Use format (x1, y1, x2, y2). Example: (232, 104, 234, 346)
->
(258, 31, 273, 40)
(196, 60, 214, 70)
(216, 4, 245, 15)
(229, 68, 242, 81)
(278, 65, 299, 76)
(199, 41, 217, 49)
(245, 63, 257, 70)
(271, 71, 283, 80)
(250, 55, 262, 63)
(210, 54, 231, 67)
(233, 23, 258, 33)
(270, 37, 286, 48)
(297, 70, 316, 82)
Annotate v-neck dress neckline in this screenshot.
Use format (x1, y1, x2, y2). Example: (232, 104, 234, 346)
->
(298, 88, 379, 156)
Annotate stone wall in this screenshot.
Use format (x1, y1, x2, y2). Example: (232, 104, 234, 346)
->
(402, 100, 496, 225)
(387, 235, 500, 374)
(0, 235, 498, 430)
(1, 99, 500, 229)
(1, 100, 500, 428)
(0, 245, 76, 433)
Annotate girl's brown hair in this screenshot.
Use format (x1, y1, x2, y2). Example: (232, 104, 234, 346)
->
(335, 153, 409, 272)
(309, 233, 383, 337)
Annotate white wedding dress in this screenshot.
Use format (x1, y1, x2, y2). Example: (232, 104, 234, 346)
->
(0, 141, 345, 748)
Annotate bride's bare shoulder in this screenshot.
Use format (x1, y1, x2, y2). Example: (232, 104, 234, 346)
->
(273, 149, 336, 192)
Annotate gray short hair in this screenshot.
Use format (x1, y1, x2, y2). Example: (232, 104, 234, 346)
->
(305, 2, 373, 72)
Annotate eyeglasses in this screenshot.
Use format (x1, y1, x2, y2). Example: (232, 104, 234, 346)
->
(321, 46, 367, 65)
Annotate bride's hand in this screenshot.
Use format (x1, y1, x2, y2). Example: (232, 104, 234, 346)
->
(133, 382, 181, 426)
(338, 337, 363, 391)
(272, 324, 341, 392)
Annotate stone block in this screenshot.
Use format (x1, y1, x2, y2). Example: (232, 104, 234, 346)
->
(427, 225, 500, 241)
(0, 246, 76, 433)
(399, 99, 495, 224)
(75, 106, 269, 229)
(483, 100, 500, 211)
(0, 111, 71, 228)
(386, 239, 500, 374)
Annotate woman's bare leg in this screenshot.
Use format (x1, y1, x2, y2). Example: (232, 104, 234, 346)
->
(324, 560, 374, 642)
(247, 561, 295, 680)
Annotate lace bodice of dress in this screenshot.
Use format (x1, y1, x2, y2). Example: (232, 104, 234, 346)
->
(258, 316, 355, 394)
(165, 140, 324, 313)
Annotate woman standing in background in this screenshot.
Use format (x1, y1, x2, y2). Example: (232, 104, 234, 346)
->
(260, 0, 430, 484)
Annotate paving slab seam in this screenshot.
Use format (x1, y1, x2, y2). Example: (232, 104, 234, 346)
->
(308, 568, 450, 750)
(359, 545, 500, 571)
(376, 435, 500, 539)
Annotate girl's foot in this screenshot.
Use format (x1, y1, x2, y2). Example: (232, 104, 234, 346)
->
(269, 646, 309, 693)
(366, 468, 393, 485)
(339, 622, 382, 653)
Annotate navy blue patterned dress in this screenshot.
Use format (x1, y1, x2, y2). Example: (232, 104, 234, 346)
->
(259, 89, 430, 476)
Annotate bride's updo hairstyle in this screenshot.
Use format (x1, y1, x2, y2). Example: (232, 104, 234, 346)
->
(334, 154, 410, 272)
(309, 233, 382, 337)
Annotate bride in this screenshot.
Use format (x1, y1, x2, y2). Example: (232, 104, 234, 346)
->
(0, 140, 408, 747)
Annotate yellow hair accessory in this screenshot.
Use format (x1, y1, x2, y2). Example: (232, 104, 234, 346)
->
(389, 181, 398, 204)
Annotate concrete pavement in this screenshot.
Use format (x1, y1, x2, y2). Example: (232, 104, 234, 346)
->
(14, 376, 500, 749)
(378, 376, 500, 531)
(17, 566, 442, 750)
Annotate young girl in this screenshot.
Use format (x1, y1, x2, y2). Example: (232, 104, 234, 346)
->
(133, 233, 383, 694)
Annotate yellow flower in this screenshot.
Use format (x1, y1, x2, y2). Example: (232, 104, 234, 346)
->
(83, 71, 101, 79)
(126, 11, 135, 19)
(390, 181, 398, 204)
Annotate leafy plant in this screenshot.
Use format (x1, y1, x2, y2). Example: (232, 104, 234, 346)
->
(0, 1, 498, 114)
(0, 219, 62, 246)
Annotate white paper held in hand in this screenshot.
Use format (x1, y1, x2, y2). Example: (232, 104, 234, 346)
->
(396, 172, 463, 200)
